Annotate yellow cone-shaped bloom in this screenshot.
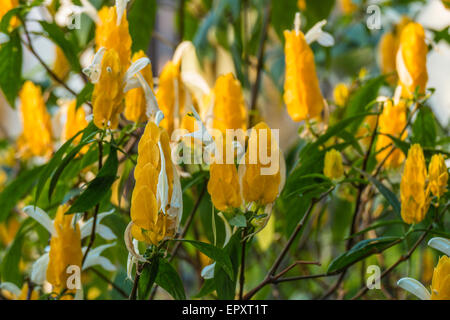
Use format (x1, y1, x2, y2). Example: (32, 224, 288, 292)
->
(339, 0, 357, 14)
(124, 50, 154, 123)
(46, 205, 83, 292)
(207, 138, 242, 212)
(324, 149, 344, 179)
(375, 100, 407, 168)
(18, 81, 53, 158)
(400, 144, 430, 224)
(53, 46, 70, 81)
(130, 121, 179, 245)
(212, 73, 247, 134)
(240, 122, 281, 205)
(284, 29, 324, 122)
(156, 60, 185, 136)
(397, 22, 428, 99)
(92, 49, 124, 129)
(428, 154, 448, 199)
(431, 255, 450, 300)
(0, 0, 19, 29)
(95, 5, 132, 68)
(333, 83, 349, 107)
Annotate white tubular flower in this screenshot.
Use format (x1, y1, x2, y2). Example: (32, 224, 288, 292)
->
(115, 0, 130, 25)
(428, 237, 450, 256)
(80, 209, 116, 240)
(305, 19, 335, 47)
(184, 105, 215, 149)
(82, 243, 117, 271)
(0, 32, 9, 45)
(157, 141, 169, 215)
(82, 47, 106, 83)
(31, 253, 50, 285)
(55, 0, 99, 27)
(397, 277, 431, 300)
(0, 282, 22, 297)
(127, 239, 140, 280)
(396, 46, 414, 87)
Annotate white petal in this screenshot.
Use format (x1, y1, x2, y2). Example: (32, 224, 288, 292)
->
(305, 20, 334, 47)
(157, 141, 169, 215)
(80, 0, 99, 24)
(115, 0, 129, 25)
(124, 221, 146, 262)
(397, 278, 431, 300)
(396, 46, 413, 87)
(123, 77, 141, 93)
(201, 263, 216, 280)
(181, 72, 211, 96)
(428, 237, 450, 256)
(294, 12, 301, 34)
(172, 41, 192, 64)
(317, 32, 335, 47)
(96, 225, 117, 240)
(82, 47, 106, 83)
(217, 212, 232, 246)
(23, 206, 56, 236)
(82, 243, 116, 271)
(0, 32, 10, 45)
(80, 209, 115, 239)
(31, 253, 50, 285)
(136, 73, 159, 118)
(126, 252, 135, 280)
(0, 282, 22, 297)
(124, 57, 150, 83)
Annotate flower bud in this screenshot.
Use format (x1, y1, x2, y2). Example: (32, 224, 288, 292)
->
(428, 153, 448, 199)
(324, 149, 344, 179)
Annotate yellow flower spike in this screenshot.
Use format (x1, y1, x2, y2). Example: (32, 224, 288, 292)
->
(400, 144, 430, 224)
(18, 81, 53, 158)
(0, 0, 19, 29)
(53, 46, 70, 81)
(378, 32, 397, 84)
(431, 256, 450, 300)
(333, 83, 349, 107)
(95, 5, 132, 69)
(124, 50, 154, 123)
(91, 49, 124, 129)
(212, 73, 247, 134)
(156, 60, 185, 136)
(323, 149, 344, 180)
(375, 100, 407, 169)
(428, 154, 448, 199)
(46, 205, 83, 293)
(207, 138, 242, 212)
(130, 121, 180, 246)
(339, 0, 357, 14)
(283, 25, 324, 122)
(62, 100, 88, 146)
(240, 122, 281, 205)
(397, 22, 428, 99)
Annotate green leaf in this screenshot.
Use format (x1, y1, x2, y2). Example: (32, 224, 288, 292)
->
(128, 0, 157, 52)
(155, 258, 186, 300)
(0, 165, 43, 222)
(40, 21, 81, 72)
(214, 263, 235, 300)
(138, 258, 159, 300)
(412, 106, 437, 148)
(229, 214, 246, 227)
(67, 145, 118, 214)
(173, 240, 234, 280)
(346, 220, 406, 239)
(193, 278, 215, 298)
(0, 29, 22, 107)
(365, 173, 401, 216)
(327, 236, 400, 274)
(0, 7, 21, 33)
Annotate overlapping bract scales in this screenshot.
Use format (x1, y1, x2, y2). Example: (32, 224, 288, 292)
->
(91, 49, 124, 129)
(283, 30, 324, 122)
(428, 154, 448, 199)
(124, 50, 154, 123)
(18, 81, 53, 158)
(212, 73, 247, 134)
(431, 256, 450, 300)
(95, 5, 132, 69)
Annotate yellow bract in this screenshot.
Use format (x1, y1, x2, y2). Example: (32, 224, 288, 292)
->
(375, 100, 407, 169)
(124, 50, 154, 123)
(92, 49, 124, 129)
(241, 122, 281, 205)
(212, 73, 247, 134)
(0, 215, 20, 246)
(130, 121, 177, 245)
(0, 0, 19, 29)
(18, 81, 53, 158)
(431, 255, 450, 300)
(397, 22, 428, 98)
(46, 205, 83, 292)
(156, 60, 185, 136)
(95, 5, 132, 69)
(283, 29, 324, 122)
(53, 46, 70, 81)
(400, 144, 429, 224)
(324, 149, 344, 180)
(428, 154, 448, 199)
(207, 140, 242, 212)
(62, 100, 88, 146)
(333, 83, 349, 107)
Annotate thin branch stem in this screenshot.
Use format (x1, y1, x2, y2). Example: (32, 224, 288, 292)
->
(239, 228, 248, 300)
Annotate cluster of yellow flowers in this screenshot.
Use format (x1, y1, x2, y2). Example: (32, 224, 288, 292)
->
(400, 144, 448, 224)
